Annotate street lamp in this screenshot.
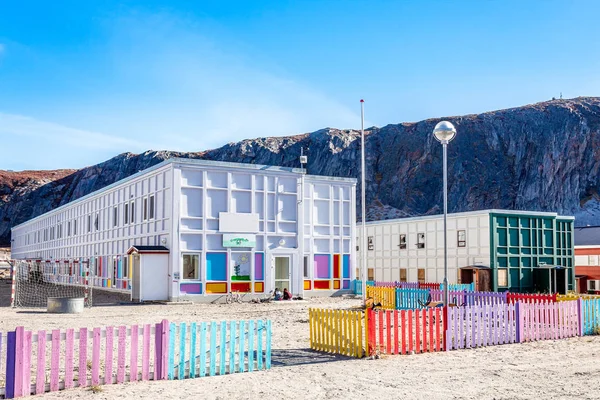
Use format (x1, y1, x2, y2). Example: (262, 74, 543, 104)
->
(360, 100, 367, 304)
(433, 121, 457, 307)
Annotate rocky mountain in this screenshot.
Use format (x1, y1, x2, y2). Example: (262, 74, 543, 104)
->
(2, 97, 600, 246)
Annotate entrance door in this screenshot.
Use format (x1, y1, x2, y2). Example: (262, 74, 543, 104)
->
(274, 256, 291, 292)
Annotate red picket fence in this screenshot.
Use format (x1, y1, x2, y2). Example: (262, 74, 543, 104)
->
(419, 282, 440, 290)
(367, 308, 445, 355)
(507, 293, 557, 304)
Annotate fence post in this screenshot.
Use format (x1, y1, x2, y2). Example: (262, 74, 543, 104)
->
(154, 319, 170, 380)
(6, 330, 16, 399)
(443, 306, 448, 351)
(577, 298, 583, 337)
(515, 301, 522, 343)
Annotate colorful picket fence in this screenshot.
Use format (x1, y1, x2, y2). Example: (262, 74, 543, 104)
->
(366, 286, 396, 309)
(396, 288, 430, 309)
(557, 293, 600, 302)
(581, 299, 600, 335)
(352, 280, 475, 294)
(507, 292, 557, 304)
(446, 303, 518, 350)
(308, 309, 366, 358)
(367, 308, 444, 355)
(519, 301, 579, 342)
(3, 319, 271, 399)
(430, 290, 507, 306)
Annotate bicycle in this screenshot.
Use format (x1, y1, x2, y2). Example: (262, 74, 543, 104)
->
(226, 290, 243, 304)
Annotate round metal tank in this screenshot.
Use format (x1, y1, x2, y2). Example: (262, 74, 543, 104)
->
(47, 297, 85, 314)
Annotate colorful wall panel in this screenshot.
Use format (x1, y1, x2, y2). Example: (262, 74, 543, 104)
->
(314, 254, 331, 279)
(207, 252, 227, 281)
(343, 255, 350, 279)
(206, 282, 227, 294)
(333, 254, 340, 279)
(313, 280, 331, 290)
(254, 282, 264, 293)
(231, 282, 251, 293)
(180, 283, 202, 295)
(255, 252, 264, 281)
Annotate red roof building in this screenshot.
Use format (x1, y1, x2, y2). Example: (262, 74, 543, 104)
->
(574, 226, 600, 294)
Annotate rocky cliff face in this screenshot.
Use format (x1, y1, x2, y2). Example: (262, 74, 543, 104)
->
(2, 97, 600, 246)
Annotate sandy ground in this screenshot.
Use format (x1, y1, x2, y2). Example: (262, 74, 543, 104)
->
(0, 283, 599, 400)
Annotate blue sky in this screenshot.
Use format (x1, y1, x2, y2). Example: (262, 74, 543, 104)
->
(1, 0, 599, 171)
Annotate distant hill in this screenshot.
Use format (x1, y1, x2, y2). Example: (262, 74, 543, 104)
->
(2, 97, 600, 246)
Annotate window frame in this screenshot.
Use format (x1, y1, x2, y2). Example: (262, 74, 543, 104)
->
(130, 201, 135, 224)
(113, 206, 118, 227)
(367, 236, 374, 251)
(457, 230, 466, 247)
(497, 268, 508, 287)
(182, 253, 201, 281)
(143, 197, 148, 221)
(416, 233, 425, 249)
(124, 203, 129, 225)
(149, 195, 155, 219)
(399, 234, 407, 250)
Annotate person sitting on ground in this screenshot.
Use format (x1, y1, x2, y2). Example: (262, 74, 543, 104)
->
(283, 288, 292, 300)
(274, 288, 282, 300)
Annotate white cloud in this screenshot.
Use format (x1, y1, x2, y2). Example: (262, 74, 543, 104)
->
(0, 113, 149, 151)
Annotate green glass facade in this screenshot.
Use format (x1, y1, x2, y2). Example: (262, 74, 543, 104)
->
(489, 212, 574, 293)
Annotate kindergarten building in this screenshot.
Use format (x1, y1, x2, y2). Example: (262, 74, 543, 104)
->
(358, 210, 575, 293)
(10, 158, 356, 301)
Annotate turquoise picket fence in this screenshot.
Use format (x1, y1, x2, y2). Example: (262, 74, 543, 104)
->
(395, 288, 430, 309)
(581, 299, 600, 335)
(167, 319, 271, 380)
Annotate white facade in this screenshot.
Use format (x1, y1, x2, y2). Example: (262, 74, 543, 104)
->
(358, 210, 491, 284)
(11, 158, 357, 301)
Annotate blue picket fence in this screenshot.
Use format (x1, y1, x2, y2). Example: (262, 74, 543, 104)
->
(167, 319, 272, 380)
(395, 288, 430, 309)
(581, 299, 600, 335)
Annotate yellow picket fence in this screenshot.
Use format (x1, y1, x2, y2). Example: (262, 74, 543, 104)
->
(366, 286, 396, 309)
(557, 293, 600, 302)
(309, 308, 367, 358)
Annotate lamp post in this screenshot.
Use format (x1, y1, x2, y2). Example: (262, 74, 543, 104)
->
(360, 100, 367, 304)
(433, 121, 457, 307)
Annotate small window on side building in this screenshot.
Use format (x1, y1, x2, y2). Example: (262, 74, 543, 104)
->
(458, 230, 466, 247)
(416, 233, 425, 249)
(399, 234, 407, 249)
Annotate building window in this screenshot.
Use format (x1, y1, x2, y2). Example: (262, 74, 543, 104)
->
(130, 201, 135, 223)
(87, 215, 92, 233)
(149, 195, 155, 219)
(67, 221, 71, 237)
(457, 230, 466, 247)
(124, 203, 129, 225)
(57, 224, 62, 239)
(143, 198, 148, 221)
(497, 269, 508, 287)
(183, 254, 200, 280)
(399, 234, 407, 249)
(367, 236, 374, 251)
(418, 268, 426, 283)
(73, 219, 77, 235)
(94, 213, 99, 231)
(367, 268, 374, 281)
(587, 280, 600, 291)
(417, 233, 425, 249)
(399, 268, 407, 282)
(303, 256, 309, 278)
(114, 206, 118, 227)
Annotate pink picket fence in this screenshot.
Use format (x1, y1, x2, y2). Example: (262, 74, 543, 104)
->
(519, 301, 579, 342)
(446, 300, 581, 351)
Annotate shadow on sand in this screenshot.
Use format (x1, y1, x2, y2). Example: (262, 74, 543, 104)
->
(271, 348, 357, 368)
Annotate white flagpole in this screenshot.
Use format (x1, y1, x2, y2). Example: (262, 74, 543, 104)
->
(360, 99, 367, 304)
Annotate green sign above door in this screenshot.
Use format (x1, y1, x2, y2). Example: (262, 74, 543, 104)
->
(222, 233, 256, 248)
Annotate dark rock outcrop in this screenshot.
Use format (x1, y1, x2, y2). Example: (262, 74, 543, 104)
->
(2, 97, 600, 246)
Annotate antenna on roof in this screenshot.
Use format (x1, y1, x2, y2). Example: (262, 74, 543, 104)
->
(300, 147, 308, 174)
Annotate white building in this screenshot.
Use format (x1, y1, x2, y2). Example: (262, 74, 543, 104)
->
(11, 158, 356, 301)
(358, 209, 575, 293)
